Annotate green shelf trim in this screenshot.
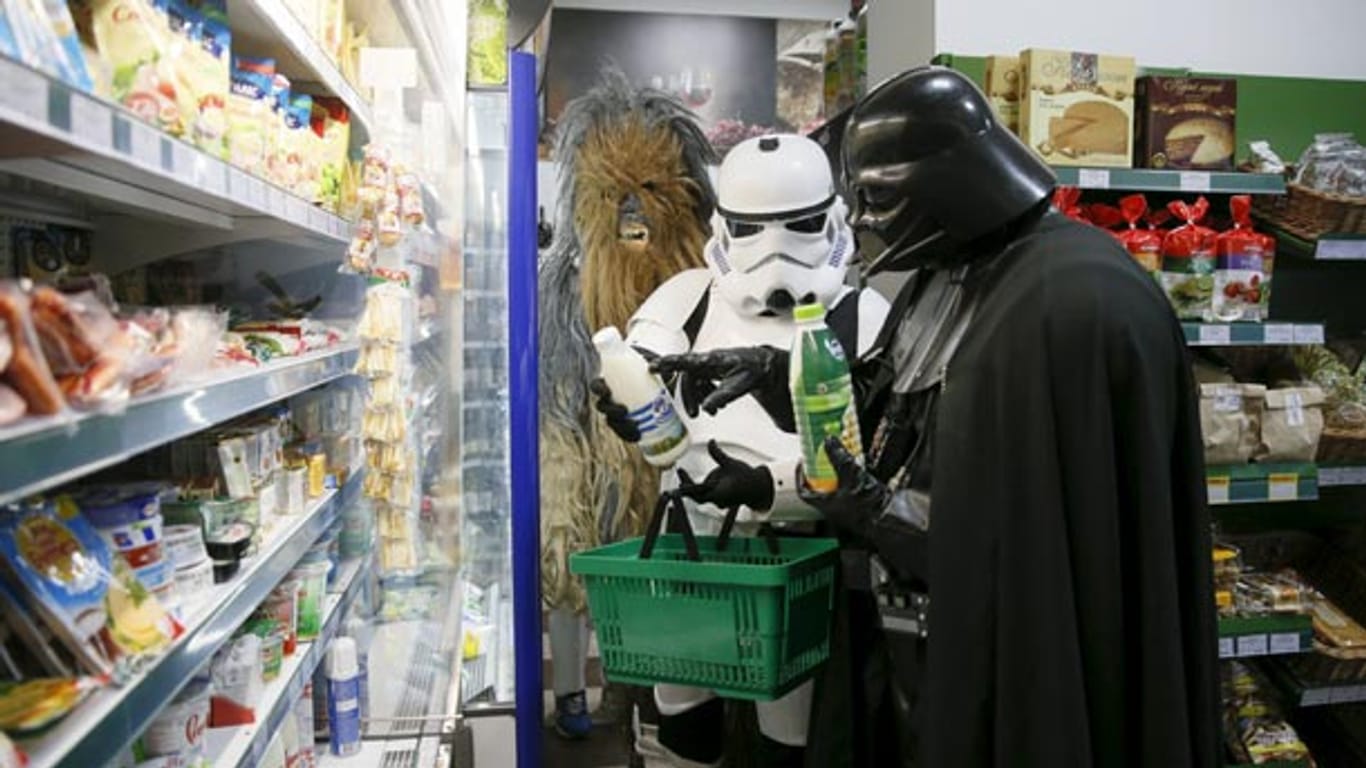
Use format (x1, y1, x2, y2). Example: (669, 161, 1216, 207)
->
(1183, 322, 1324, 346)
(1052, 167, 1285, 194)
(1206, 463, 1318, 505)
(1218, 614, 1314, 637)
(1216, 615, 1313, 659)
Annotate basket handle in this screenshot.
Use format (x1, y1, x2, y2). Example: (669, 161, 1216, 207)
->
(638, 490, 702, 562)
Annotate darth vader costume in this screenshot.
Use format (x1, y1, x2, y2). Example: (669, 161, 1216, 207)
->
(655, 67, 1221, 767)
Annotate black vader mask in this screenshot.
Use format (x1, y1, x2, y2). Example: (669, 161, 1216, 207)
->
(843, 66, 1057, 275)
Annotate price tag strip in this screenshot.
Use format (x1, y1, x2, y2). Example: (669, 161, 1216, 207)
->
(1180, 171, 1212, 193)
(0, 59, 49, 125)
(1077, 169, 1110, 189)
(1269, 632, 1303, 655)
(1267, 473, 1299, 502)
(1197, 325, 1231, 346)
(1218, 636, 1235, 659)
(1206, 476, 1231, 505)
(1262, 324, 1295, 345)
(1235, 634, 1269, 657)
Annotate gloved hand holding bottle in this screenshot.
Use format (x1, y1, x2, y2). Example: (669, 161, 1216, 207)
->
(650, 346, 795, 433)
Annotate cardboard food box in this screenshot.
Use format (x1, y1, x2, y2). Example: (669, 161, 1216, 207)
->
(1135, 76, 1237, 170)
(985, 55, 1021, 134)
(1019, 49, 1137, 168)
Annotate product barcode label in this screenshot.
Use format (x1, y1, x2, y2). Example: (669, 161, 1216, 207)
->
(0, 60, 48, 124)
(1294, 324, 1325, 344)
(1207, 476, 1231, 505)
(1236, 634, 1269, 657)
(1078, 169, 1110, 189)
(71, 95, 112, 150)
(1269, 632, 1302, 654)
(1198, 324, 1231, 345)
(1268, 473, 1299, 501)
(1263, 324, 1295, 344)
(1218, 636, 1235, 658)
(1180, 171, 1212, 192)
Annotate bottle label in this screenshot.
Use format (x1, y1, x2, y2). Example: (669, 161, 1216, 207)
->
(327, 676, 362, 755)
(629, 391, 687, 459)
(792, 324, 862, 492)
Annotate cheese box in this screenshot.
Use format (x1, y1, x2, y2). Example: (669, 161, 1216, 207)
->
(984, 55, 1021, 134)
(1135, 75, 1236, 170)
(1019, 49, 1136, 168)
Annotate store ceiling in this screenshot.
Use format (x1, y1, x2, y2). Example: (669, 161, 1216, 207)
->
(553, 0, 849, 20)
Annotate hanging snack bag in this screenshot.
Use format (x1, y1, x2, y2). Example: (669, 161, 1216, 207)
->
(1258, 386, 1325, 463)
(1115, 194, 1162, 277)
(227, 56, 275, 176)
(1213, 195, 1271, 323)
(358, 144, 391, 213)
(312, 97, 351, 211)
(1161, 197, 1216, 320)
(396, 168, 425, 227)
(1199, 382, 1264, 465)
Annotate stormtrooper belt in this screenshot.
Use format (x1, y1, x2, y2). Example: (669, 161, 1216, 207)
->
(870, 555, 929, 638)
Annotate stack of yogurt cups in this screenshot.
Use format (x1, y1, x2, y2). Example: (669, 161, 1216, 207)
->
(75, 484, 181, 613)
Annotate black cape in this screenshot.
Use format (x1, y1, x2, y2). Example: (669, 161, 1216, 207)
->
(921, 214, 1221, 766)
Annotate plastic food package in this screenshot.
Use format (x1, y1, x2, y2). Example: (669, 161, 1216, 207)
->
(40, 0, 94, 91)
(31, 286, 131, 411)
(0, 676, 103, 733)
(132, 677, 209, 762)
(1161, 197, 1217, 320)
(90, 0, 183, 134)
(1050, 186, 1086, 222)
(1199, 382, 1264, 465)
(1258, 386, 1325, 462)
(210, 633, 261, 726)
(1235, 570, 1312, 615)
(1295, 132, 1366, 197)
(227, 56, 274, 175)
(1212, 196, 1271, 322)
(1115, 194, 1162, 276)
(1292, 345, 1366, 430)
(173, 0, 229, 158)
(0, 282, 66, 416)
(396, 168, 425, 226)
(265, 72, 292, 188)
(312, 97, 350, 211)
(1, 0, 68, 80)
(285, 93, 315, 200)
(1310, 594, 1366, 649)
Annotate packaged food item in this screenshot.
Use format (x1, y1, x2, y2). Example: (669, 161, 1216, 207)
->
(290, 560, 328, 640)
(1199, 383, 1264, 466)
(1135, 76, 1236, 170)
(266, 72, 292, 187)
(1310, 594, 1366, 649)
(90, 0, 182, 133)
(1295, 132, 1366, 197)
(396, 168, 425, 227)
(0, 282, 65, 416)
(984, 54, 1020, 134)
(1019, 48, 1136, 168)
(1212, 196, 1270, 322)
(227, 56, 275, 175)
(210, 633, 261, 726)
(41, 0, 94, 91)
(467, 0, 507, 86)
(1, 0, 66, 78)
(181, 0, 229, 157)
(1236, 570, 1312, 615)
(162, 523, 207, 568)
(1236, 718, 1312, 765)
(294, 682, 317, 768)
(285, 93, 315, 200)
(133, 677, 208, 761)
(1160, 197, 1216, 320)
(312, 97, 350, 211)
(318, 0, 344, 63)
(1258, 387, 1325, 463)
(263, 579, 298, 655)
(203, 521, 253, 561)
(377, 187, 403, 246)
(325, 637, 362, 756)
(31, 286, 128, 411)
(358, 144, 391, 213)
(1115, 194, 1162, 276)
(0, 384, 25, 426)
(173, 557, 213, 602)
(0, 676, 103, 733)
(791, 303, 861, 492)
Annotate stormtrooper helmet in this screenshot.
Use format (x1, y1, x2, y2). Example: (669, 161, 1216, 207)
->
(706, 134, 854, 317)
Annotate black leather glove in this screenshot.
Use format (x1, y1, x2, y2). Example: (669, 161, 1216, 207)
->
(589, 378, 639, 443)
(651, 347, 795, 433)
(676, 440, 775, 512)
(798, 436, 888, 544)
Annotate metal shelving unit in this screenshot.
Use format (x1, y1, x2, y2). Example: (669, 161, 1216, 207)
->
(16, 473, 363, 766)
(1052, 166, 1287, 194)
(0, 346, 359, 505)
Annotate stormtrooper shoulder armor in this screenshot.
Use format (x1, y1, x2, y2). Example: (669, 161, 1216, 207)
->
(625, 268, 712, 357)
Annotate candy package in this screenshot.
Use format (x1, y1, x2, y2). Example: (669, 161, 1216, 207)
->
(1115, 194, 1162, 276)
(1160, 197, 1216, 320)
(1212, 196, 1271, 322)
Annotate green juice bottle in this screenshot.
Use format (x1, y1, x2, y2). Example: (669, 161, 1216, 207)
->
(790, 303, 862, 493)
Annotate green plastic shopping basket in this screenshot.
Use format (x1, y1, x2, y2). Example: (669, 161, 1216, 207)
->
(569, 492, 839, 701)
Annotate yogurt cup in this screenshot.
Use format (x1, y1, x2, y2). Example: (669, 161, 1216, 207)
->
(288, 561, 329, 640)
(139, 678, 210, 757)
(73, 483, 164, 527)
(174, 558, 215, 600)
(134, 558, 174, 591)
(120, 541, 164, 569)
(162, 525, 208, 569)
(96, 515, 163, 552)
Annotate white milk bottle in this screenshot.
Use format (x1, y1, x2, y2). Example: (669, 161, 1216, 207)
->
(592, 326, 690, 467)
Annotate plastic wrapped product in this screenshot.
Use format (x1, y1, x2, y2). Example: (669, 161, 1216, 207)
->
(1116, 194, 1162, 276)
(0, 282, 66, 415)
(1212, 196, 1271, 322)
(1199, 382, 1264, 465)
(90, 0, 181, 133)
(1258, 387, 1325, 462)
(227, 56, 275, 175)
(1235, 570, 1312, 615)
(0, 676, 104, 733)
(210, 633, 262, 726)
(30, 286, 129, 410)
(1161, 197, 1217, 320)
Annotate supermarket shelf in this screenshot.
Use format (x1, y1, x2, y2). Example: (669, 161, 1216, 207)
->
(1052, 166, 1286, 194)
(1263, 657, 1366, 707)
(0, 345, 359, 505)
(204, 555, 370, 767)
(1217, 614, 1315, 659)
(18, 474, 363, 768)
(1183, 322, 1325, 346)
(1318, 465, 1366, 486)
(228, 0, 374, 136)
(1269, 227, 1366, 261)
(1207, 463, 1318, 506)
(0, 57, 348, 261)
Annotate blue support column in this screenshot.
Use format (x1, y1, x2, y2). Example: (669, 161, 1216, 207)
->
(507, 50, 543, 768)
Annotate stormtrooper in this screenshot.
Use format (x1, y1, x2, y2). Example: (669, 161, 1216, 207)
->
(591, 133, 889, 768)
(653, 68, 1222, 767)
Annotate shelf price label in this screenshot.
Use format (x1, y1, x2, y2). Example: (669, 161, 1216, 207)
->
(1294, 325, 1325, 345)
(1077, 169, 1110, 189)
(1269, 632, 1302, 654)
(0, 59, 49, 124)
(70, 95, 112, 151)
(1197, 325, 1231, 345)
(1236, 634, 1269, 657)
(1268, 473, 1299, 502)
(1263, 324, 1295, 345)
(1218, 637, 1235, 659)
(1179, 171, 1212, 192)
(1207, 476, 1231, 505)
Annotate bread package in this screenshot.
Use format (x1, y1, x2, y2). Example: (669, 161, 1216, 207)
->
(1200, 382, 1264, 465)
(1019, 48, 1136, 168)
(984, 55, 1020, 134)
(1135, 76, 1236, 170)
(1161, 197, 1217, 320)
(1258, 386, 1324, 463)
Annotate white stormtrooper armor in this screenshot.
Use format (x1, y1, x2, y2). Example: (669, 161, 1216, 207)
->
(620, 134, 890, 762)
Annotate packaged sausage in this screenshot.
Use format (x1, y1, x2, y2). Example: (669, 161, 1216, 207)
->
(0, 282, 66, 416)
(1212, 195, 1271, 323)
(1161, 197, 1216, 320)
(30, 286, 130, 412)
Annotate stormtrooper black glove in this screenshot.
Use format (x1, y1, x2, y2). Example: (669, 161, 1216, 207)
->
(589, 378, 639, 443)
(650, 347, 795, 433)
(674, 440, 775, 512)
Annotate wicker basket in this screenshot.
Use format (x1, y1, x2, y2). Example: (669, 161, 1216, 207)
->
(1254, 181, 1366, 241)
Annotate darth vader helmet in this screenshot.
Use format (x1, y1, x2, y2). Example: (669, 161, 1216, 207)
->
(706, 134, 854, 316)
(843, 66, 1056, 274)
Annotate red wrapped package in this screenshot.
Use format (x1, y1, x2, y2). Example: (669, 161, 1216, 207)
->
(1213, 195, 1272, 322)
(1087, 203, 1125, 234)
(1160, 197, 1217, 320)
(1052, 186, 1088, 222)
(1116, 195, 1163, 276)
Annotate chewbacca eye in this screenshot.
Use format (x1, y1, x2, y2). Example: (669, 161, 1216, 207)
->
(642, 181, 658, 191)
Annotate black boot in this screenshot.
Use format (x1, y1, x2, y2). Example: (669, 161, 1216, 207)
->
(657, 698, 726, 765)
(757, 735, 805, 768)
